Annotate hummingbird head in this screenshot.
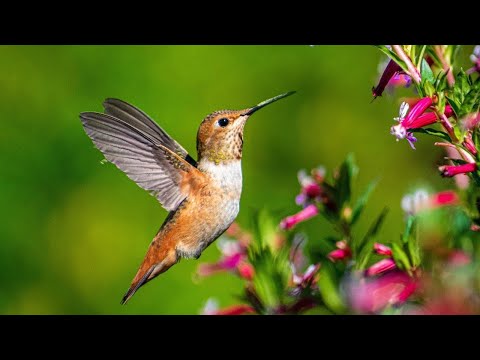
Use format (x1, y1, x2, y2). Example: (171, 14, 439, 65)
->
(196, 91, 296, 164)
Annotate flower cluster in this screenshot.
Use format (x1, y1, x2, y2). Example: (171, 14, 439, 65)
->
(195, 46, 480, 315)
(374, 45, 480, 182)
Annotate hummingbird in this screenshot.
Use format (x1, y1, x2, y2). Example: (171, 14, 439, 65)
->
(79, 91, 295, 304)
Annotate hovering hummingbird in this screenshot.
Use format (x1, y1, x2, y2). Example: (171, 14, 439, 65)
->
(79, 91, 295, 304)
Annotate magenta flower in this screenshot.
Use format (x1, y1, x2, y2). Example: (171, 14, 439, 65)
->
(295, 167, 325, 207)
(463, 132, 478, 155)
(374, 243, 393, 256)
(280, 204, 319, 230)
(429, 190, 459, 208)
(461, 112, 480, 132)
(346, 270, 418, 313)
(365, 258, 397, 277)
(196, 238, 253, 280)
(327, 240, 352, 262)
(200, 298, 255, 315)
(401, 189, 459, 215)
(447, 250, 471, 267)
(439, 163, 478, 177)
(372, 59, 403, 99)
(390, 97, 440, 149)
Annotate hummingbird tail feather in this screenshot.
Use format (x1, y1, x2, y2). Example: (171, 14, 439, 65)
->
(120, 249, 178, 305)
(121, 266, 155, 305)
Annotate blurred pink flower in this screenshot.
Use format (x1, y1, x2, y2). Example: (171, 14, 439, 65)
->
(196, 238, 253, 280)
(374, 243, 393, 256)
(401, 189, 460, 215)
(365, 258, 397, 277)
(439, 163, 477, 177)
(347, 270, 418, 313)
(372, 58, 412, 100)
(295, 167, 325, 207)
(280, 204, 319, 230)
(447, 250, 471, 267)
(429, 190, 459, 208)
(463, 132, 478, 155)
(201, 298, 255, 315)
(327, 240, 352, 262)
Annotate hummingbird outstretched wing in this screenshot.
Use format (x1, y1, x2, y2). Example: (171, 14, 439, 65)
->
(102, 98, 197, 167)
(80, 106, 202, 212)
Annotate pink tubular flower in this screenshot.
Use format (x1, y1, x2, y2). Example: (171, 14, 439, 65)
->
(463, 133, 478, 155)
(216, 304, 255, 315)
(448, 250, 471, 267)
(237, 262, 254, 280)
(346, 270, 418, 313)
(439, 163, 478, 177)
(429, 190, 459, 208)
(372, 59, 403, 99)
(461, 112, 480, 132)
(295, 167, 325, 207)
(280, 204, 318, 230)
(390, 97, 440, 149)
(374, 243, 393, 256)
(196, 238, 253, 280)
(201, 298, 255, 315)
(327, 240, 352, 262)
(365, 258, 397, 277)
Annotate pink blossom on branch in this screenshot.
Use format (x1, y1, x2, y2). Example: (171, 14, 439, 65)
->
(200, 298, 255, 315)
(327, 240, 352, 262)
(196, 238, 253, 280)
(439, 163, 478, 177)
(374, 243, 393, 256)
(346, 270, 418, 313)
(390, 97, 454, 150)
(372, 59, 411, 99)
(280, 204, 319, 230)
(365, 258, 397, 277)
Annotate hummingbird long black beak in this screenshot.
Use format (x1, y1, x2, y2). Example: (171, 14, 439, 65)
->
(242, 91, 296, 116)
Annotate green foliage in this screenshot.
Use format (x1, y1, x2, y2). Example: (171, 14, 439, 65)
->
(446, 70, 480, 119)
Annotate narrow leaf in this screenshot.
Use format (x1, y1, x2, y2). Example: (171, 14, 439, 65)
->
(410, 127, 452, 142)
(351, 179, 379, 226)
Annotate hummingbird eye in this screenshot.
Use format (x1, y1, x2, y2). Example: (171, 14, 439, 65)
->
(217, 118, 229, 127)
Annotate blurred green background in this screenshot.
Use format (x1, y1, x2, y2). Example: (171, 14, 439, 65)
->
(0, 45, 474, 314)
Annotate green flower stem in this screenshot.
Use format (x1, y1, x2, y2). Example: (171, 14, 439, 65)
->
(434, 45, 455, 88)
(392, 45, 422, 84)
(435, 109, 458, 143)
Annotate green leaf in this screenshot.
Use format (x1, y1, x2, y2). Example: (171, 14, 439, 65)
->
(423, 80, 436, 98)
(421, 58, 434, 85)
(336, 153, 357, 209)
(410, 127, 451, 142)
(317, 263, 346, 314)
(415, 45, 427, 69)
(392, 243, 412, 272)
(353, 207, 389, 259)
(250, 208, 279, 251)
(402, 216, 416, 243)
(375, 45, 409, 74)
(446, 95, 461, 117)
(249, 246, 290, 310)
(351, 178, 379, 226)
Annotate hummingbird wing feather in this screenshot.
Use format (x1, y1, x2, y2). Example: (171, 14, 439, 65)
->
(80, 112, 201, 212)
(102, 98, 197, 167)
